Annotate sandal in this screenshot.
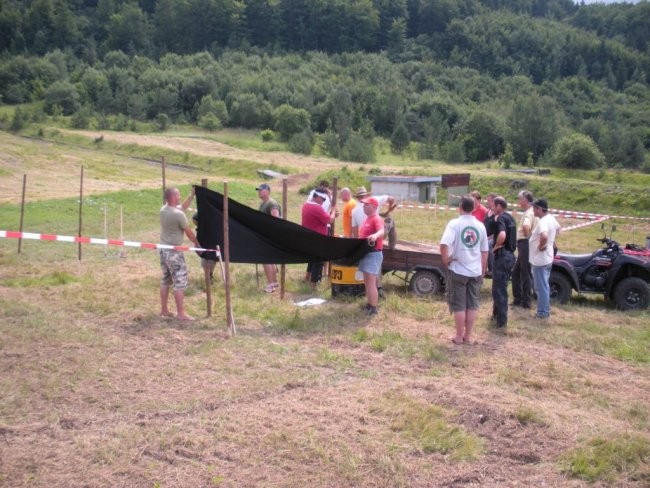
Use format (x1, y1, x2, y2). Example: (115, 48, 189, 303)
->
(263, 283, 279, 293)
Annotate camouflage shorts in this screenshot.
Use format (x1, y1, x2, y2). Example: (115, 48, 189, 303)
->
(160, 250, 188, 290)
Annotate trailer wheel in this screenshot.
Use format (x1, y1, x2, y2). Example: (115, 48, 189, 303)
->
(409, 270, 442, 297)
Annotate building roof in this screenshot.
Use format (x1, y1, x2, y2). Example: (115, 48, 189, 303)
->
(367, 175, 442, 184)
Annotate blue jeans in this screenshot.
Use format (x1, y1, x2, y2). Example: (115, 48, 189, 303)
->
(532, 264, 552, 317)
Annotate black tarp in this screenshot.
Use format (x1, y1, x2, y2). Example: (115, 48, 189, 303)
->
(195, 185, 370, 264)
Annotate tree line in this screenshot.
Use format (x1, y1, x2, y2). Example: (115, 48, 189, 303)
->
(0, 0, 648, 169)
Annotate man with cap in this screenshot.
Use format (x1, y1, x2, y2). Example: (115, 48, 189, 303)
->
(529, 198, 561, 319)
(350, 187, 395, 238)
(301, 187, 337, 288)
(491, 196, 517, 328)
(357, 196, 385, 315)
(257, 183, 282, 293)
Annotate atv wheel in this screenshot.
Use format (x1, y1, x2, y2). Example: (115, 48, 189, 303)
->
(549, 271, 572, 304)
(613, 277, 650, 310)
(409, 270, 442, 297)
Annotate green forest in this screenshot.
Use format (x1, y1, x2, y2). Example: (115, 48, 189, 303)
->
(1, 0, 649, 169)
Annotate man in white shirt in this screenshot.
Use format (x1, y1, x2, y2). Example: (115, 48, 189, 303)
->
(528, 198, 561, 319)
(440, 196, 489, 344)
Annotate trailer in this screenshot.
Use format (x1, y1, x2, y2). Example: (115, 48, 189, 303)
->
(331, 240, 447, 298)
(382, 240, 447, 297)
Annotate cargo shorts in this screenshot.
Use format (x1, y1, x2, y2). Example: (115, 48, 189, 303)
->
(446, 270, 482, 313)
(160, 249, 189, 290)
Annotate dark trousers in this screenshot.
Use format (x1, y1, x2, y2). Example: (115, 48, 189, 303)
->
(512, 239, 532, 307)
(306, 262, 324, 283)
(492, 250, 515, 327)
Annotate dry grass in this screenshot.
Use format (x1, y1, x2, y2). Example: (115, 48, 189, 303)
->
(0, 131, 649, 487)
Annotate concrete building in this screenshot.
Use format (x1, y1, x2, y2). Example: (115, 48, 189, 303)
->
(367, 176, 442, 203)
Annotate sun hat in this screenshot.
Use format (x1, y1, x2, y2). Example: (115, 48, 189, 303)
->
(355, 186, 370, 198)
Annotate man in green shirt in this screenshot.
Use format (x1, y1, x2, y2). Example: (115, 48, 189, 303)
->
(257, 183, 282, 292)
(160, 187, 199, 321)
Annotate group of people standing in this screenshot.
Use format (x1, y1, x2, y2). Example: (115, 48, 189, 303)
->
(157, 184, 559, 333)
(441, 190, 560, 344)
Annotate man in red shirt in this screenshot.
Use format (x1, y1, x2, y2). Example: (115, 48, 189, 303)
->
(358, 197, 385, 315)
(301, 187, 336, 288)
(470, 190, 487, 222)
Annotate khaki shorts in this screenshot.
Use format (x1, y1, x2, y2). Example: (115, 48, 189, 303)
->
(160, 250, 188, 290)
(446, 270, 482, 312)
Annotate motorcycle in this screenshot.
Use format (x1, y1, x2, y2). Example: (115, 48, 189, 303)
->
(549, 224, 650, 310)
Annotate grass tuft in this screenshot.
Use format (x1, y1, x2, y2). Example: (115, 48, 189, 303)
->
(562, 433, 650, 483)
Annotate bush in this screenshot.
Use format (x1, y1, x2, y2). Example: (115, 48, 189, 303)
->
(198, 113, 222, 132)
(343, 133, 375, 163)
(288, 129, 313, 155)
(274, 104, 311, 141)
(552, 133, 605, 169)
(260, 129, 275, 141)
(44, 81, 80, 115)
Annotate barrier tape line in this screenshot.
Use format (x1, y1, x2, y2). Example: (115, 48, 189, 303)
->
(561, 216, 609, 232)
(396, 204, 649, 221)
(0, 230, 220, 255)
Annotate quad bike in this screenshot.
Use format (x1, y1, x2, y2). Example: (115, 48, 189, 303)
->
(549, 224, 650, 310)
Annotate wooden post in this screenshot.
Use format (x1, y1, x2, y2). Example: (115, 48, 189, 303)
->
(78, 166, 84, 261)
(202, 179, 212, 317)
(280, 178, 288, 299)
(18, 174, 26, 254)
(161, 156, 166, 203)
(223, 181, 236, 335)
(326, 176, 339, 279)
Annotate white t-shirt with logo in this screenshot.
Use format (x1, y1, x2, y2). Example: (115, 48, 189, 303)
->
(440, 214, 488, 277)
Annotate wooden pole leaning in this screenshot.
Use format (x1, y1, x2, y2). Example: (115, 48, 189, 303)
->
(280, 178, 288, 299)
(326, 176, 339, 279)
(201, 179, 213, 317)
(18, 174, 26, 254)
(78, 165, 84, 261)
(223, 181, 236, 336)
(161, 156, 166, 204)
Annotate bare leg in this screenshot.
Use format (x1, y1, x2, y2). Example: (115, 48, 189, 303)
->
(453, 311, 466, 343)
(364, 273, 379, 306)
(263, 264, 278, 285)
(463, 309, 478, 342)
(160, 285, 174, 317)
(173, 289, 193, 321)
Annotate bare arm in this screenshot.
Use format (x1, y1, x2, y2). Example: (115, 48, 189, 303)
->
(481, 251, 488, 276)
(181, 187, 195, 211)
(440, 244, 451, 267)
(184, 227, 199, 247)
(493, 230, 506, 252)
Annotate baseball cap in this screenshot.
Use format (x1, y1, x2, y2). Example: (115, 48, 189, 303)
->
(362, 197, 379, 207)
(532, 198, 548, 211)
(256, 183, 270, 191)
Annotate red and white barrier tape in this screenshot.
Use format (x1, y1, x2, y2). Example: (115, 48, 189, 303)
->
(396, 204, 649, 221)
(560, 216, 609, 232)
(0, 230, 220, 255)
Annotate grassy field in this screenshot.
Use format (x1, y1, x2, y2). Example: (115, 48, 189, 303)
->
(0, 128, 649, 487)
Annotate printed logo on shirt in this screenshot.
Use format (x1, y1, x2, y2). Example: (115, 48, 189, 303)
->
(461, 226, 480, 248)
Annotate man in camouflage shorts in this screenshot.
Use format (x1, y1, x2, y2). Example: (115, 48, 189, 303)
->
(159, 187, 199, 321)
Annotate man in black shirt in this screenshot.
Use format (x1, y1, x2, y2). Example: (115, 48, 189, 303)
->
(491, 196, 517, 328)
(483, 193, 498, 275)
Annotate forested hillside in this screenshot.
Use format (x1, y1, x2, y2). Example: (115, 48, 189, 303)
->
(1, 0, 648, 169)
